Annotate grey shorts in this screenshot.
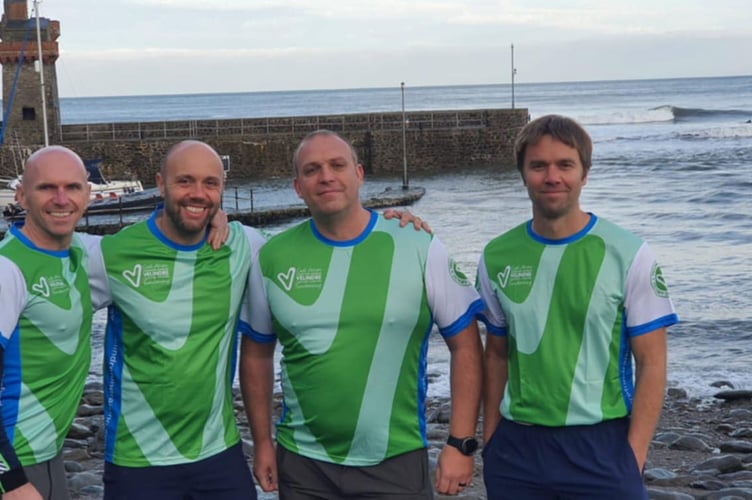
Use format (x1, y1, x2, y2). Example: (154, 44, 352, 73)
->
(24, 450, 70, 500)
(277, 446, 434, 500)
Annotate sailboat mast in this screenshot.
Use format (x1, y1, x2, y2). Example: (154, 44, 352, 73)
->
(33, 0, 48, 146)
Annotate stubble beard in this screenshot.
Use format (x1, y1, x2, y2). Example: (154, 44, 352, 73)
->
(164, 199, 217, 241)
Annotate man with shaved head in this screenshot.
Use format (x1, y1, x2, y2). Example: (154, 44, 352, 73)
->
(0, 146, 97, 499)
(88, 140, 264, 499)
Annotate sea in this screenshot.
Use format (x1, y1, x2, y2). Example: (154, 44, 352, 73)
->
(57, 75, 752, 401)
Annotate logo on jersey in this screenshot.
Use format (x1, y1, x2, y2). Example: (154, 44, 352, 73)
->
(122, 263, 171, 288)
(123, 264, 142, 288)
(278, 267, 296, 291)
(277, 267, 323, 292)
(497, 264, 533, 289)
(31, 275, 67, 298)
(497, 266, 511, 288)
(449, 258, 471, 286)
(651, 263, 669, 298)
(31, 277, 51, 297)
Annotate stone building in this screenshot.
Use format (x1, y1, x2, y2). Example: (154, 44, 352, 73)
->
(0, 0, 61, 146)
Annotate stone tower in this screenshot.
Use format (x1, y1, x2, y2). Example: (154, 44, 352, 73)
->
(0, 0, 61, 145)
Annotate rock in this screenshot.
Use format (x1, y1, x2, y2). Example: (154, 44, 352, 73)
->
(718, 470, 752, 481)
(433, 402, 452, 424)
(720, 440, 752, 453)
(711, 381, 736, 389)
(646, 490, 694, 499)
(667, 387, 688, 399)
(715, 390, 752, 401)
(644, 468, 678, 481)
(67, 422, 92, 440)
(64, 460, 84, 473)
(689, 478, 726, 490)
(670, 435, 713, 452)
(67, 471, 101, 493)
(729, 409, 752, 420)
(693, 455, 744, 474)
(63, 448, 90, 462)
(77, 404, 103, 417)
(702, 488, 752, 499)
(654, 431, 681, 444)
(730, 428, 752, 438)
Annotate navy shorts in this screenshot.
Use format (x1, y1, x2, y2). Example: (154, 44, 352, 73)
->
(483, 418, 647, 500)
(103, 442, 257, 500)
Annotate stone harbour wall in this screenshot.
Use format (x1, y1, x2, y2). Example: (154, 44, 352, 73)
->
(0, 108, 529, 185)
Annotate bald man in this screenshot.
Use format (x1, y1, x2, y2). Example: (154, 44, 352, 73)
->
(88, 141, 264, 500)
(0, 146, 97, 500)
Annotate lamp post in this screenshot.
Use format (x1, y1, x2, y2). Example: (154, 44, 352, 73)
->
(401, 82, 408, 190)
(511, 43, 516, 110)
(33, 0, 49, 146)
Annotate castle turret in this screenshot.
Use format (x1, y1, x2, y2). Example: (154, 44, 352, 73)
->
(0, 0, 61, 145)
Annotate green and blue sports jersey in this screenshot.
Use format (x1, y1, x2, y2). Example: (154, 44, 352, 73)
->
(241, 210, 483, 466)
(88, 215, 265, 467)
(477, 215, 678, 426)
(0, 226, 92, 467)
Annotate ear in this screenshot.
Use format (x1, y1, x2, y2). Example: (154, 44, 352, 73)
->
(356, 163, 364, 185)
(14, 185, 26, 210)
(156, 172, 165, 197)
(293, 177, 303, 200)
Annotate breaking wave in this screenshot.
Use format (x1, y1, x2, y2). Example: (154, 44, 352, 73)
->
(579, 106, 752, 126)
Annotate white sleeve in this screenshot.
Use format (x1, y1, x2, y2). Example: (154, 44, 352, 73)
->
(425, 236, 482, 337)
(624, 242, 678, 335)
(475, 255, 507, 335)
(239, 225, 275, 342)
(84, 235, 112, 310)
(0, 256, 27, 342)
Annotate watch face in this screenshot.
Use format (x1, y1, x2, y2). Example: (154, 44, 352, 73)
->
(462, 438, 479, 454)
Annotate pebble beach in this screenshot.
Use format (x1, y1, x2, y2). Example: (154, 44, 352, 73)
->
(64, 382, 752, 500)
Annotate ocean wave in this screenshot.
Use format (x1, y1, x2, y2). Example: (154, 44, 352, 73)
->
(655, 105, 752, 121)
(578, 108, 676, 125)
(677, 124, 752, 140)
(579, 105, 752, 126)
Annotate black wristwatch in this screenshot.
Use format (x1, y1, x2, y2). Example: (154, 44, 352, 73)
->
(446, 435, 479, 455)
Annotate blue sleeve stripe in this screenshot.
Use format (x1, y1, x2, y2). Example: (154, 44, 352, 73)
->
(628, 313, 679, 337)
(238, 321, 277, 343)
(440, 298, 485, 339)
(237, 320, 252, 337)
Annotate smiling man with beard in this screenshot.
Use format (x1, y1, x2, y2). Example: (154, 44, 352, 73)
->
(88, 140, 265, 499)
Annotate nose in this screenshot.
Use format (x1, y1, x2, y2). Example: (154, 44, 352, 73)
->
(52, 187, 69, 205)
(543, 165, 560, 184)
(187, 181, 208, 199)
(318, 165, 336, 183)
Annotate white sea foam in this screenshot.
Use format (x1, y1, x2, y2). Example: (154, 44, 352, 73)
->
(678, 124, 752, 139)
(577, 107, 676, 126)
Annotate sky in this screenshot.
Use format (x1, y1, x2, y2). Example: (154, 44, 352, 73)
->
(27, 0, 752, 97)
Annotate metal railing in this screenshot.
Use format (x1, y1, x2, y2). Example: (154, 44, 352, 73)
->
(60, 110, 491, 143)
